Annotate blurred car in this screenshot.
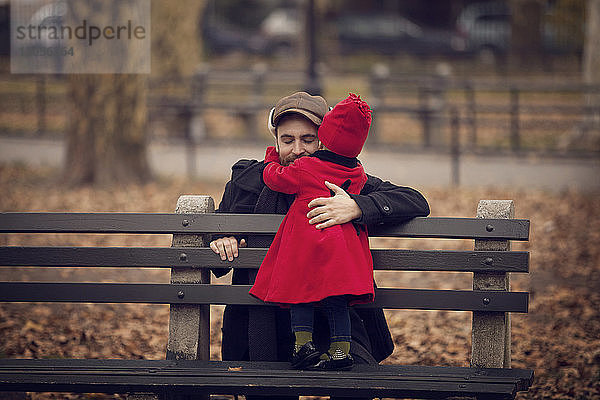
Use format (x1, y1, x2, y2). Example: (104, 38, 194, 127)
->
(455, 1, 510, 60)
(11, 0, 67, 49)
(202, 21, 270, 55)
(455, 1, 583, 62)
(336, 13, 467, 56)
(260, 7, 301, 54)
(202, 7, 301, 56)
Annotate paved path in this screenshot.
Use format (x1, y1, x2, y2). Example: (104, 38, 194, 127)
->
(1, 137, 598, 192)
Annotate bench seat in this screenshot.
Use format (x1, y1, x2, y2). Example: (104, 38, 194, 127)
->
(0, 359, 533, 399)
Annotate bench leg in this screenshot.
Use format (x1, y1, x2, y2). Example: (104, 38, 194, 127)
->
(471, 200, 513, 369)
(165, 195, 215, 400)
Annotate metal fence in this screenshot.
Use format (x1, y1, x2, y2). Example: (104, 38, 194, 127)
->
(1, 70, 599, 156)
(367, 73, 600, 155)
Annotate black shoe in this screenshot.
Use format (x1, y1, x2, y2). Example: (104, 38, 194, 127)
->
(291, 341, 320, 369)
(307, 352, 354, 371)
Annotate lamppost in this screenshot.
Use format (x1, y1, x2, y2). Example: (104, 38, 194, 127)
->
(304, 0, 321, 95)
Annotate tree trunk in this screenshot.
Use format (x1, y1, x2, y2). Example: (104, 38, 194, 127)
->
(63, 0, 151, 186)
(65, 74, 150, 186)
(555, 0, 600, 149)
(151, 0, 205, 77)
(509, 0, 544, 69)
(63, 0, 205, 186)
(583, 0, 600, 129)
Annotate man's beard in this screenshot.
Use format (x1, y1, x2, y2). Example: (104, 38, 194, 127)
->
(281, 153, 304, 166)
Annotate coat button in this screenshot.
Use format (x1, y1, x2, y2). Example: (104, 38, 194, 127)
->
(383, 205, 390, 212)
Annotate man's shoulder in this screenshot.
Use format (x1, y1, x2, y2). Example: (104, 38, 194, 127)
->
(229, 159, 264, 194)
(232, 158, 261, 171)
(231, 158, 263, 178)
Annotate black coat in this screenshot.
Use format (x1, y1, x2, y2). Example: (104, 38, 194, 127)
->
(212, 158, 430, 364)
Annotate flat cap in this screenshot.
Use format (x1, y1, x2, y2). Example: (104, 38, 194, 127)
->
(272, 92, 329, 132)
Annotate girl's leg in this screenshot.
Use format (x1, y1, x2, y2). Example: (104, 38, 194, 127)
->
(289, 303, 320, 369)
(290, 302, 314, 349)
(321, 295, 352, 359)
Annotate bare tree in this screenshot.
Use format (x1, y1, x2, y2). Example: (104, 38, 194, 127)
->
(151, 1, 205, 78)
(64, 0, 205, 186)
(558, 0, 600, 149)
(65, 74, 150, 185)
(583, 0, 600, 129)
(509, 0, 544, 69)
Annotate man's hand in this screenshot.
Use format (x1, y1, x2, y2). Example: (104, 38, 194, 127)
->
(307, 181, 362, 229)
(210, 236, 247, 261)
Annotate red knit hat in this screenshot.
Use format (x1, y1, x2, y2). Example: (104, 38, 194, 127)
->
(318, 93, 372, 158)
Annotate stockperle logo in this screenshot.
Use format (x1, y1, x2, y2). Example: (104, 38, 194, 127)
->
(11, 0, 150, 74)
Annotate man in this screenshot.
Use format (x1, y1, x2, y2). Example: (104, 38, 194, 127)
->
(210, 91, 429, 400)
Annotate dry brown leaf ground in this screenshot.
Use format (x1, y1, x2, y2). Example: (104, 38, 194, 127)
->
(0, 164, 598, 399)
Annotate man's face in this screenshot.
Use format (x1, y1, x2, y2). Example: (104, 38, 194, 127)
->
(275, 114, 320, 166)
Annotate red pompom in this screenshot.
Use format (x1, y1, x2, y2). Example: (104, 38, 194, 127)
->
(346, 93, 372, 124)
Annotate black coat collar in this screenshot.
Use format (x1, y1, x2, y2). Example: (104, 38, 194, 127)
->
(310, 150, 359, 168)
(231, 159, 263, 195)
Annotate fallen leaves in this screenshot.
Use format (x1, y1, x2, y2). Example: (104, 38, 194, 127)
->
(20, 320, 44, 334)
(1, 165, 599, 399)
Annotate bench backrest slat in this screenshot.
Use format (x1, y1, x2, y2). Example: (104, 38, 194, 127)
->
(0, 213, 530, 240)
(0, 282, 528, 313)
(0, 247, 529, 273)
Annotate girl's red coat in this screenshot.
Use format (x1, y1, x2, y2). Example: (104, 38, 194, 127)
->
(249, 154, 374, 305)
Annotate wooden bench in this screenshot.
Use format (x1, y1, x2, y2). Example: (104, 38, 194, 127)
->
(0, 196, 534, 399)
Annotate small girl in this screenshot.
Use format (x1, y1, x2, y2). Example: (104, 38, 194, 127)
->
(249, 93, 374, 371)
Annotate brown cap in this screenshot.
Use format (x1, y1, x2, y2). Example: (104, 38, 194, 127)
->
(271, 92, 329, 131)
